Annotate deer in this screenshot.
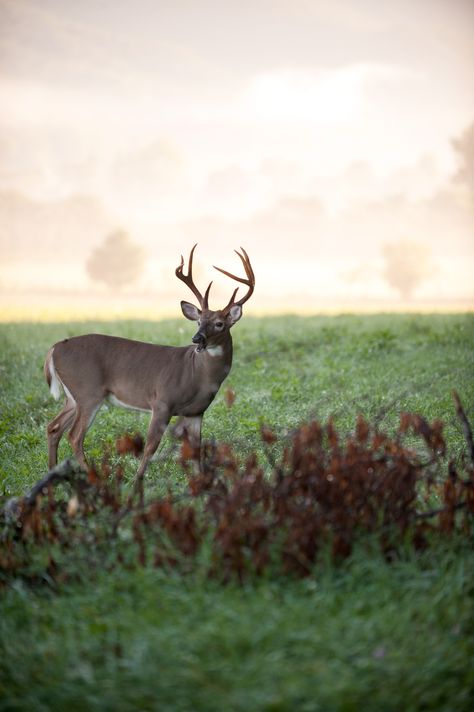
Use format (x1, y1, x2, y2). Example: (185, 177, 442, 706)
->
(44, 245, 255, 483)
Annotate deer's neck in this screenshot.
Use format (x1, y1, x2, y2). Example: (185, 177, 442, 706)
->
(191, 333, 233, 383)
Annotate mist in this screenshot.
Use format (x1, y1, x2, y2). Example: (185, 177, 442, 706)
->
(1, 0, 473, 318)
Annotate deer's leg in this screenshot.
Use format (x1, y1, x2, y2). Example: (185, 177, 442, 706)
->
(173, 415, 202, 447)
(67, 399, 104, 470)
(136, 404, 171, 481)
(173, 415, 203, 470)
(47, 398, 76, 468)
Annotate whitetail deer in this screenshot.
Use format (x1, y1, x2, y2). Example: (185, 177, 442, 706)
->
(44, 245, 255, 480)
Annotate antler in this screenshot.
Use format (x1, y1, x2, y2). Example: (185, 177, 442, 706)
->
(214, 247, 255, 311)
(175, 244, 212, 309)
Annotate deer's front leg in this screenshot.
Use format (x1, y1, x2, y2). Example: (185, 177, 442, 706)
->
(136, 404, 171, 481)
(173, 415, 202, 448)
(173, 415, 203, 472)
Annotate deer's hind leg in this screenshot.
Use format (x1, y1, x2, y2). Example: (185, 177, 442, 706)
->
(136, 404, 171, 480)
(47, 398, 76, 468)
(67, 397, 104, 471)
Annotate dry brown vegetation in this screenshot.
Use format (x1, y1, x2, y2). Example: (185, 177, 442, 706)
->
(1, 392, 473, 586)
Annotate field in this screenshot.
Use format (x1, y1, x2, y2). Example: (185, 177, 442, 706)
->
(1, 313, 474, 711)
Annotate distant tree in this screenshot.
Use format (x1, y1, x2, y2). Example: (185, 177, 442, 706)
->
(86, 229, 145, 290)
(382, 240, 433, 300)
(452, 122, 474, 200)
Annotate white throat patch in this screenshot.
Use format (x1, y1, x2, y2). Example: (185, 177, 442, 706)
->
(205, 345, 224, 357)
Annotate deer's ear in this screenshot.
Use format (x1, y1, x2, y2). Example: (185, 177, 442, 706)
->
(226, 304, 242, 325)
(181, 301, 201, 321)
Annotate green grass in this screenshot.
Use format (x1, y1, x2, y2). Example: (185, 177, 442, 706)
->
(1, 313, 474, 710)
(1, 545, 473, 712)
(1, 313, 473, 494)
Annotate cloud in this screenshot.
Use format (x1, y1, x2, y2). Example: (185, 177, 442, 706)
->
(108, 140, 188, 210)
(0, 125, 102, 200)
(0, 190, 112, 264)
(237, 63, 416, 124)
(0, 0, 176, 92)
(0, 77, 144, 130)
(173, 181, 474, 303)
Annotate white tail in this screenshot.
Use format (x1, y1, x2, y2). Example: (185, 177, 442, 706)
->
(44, 245, 255, 482)
(45, 349, 62, 401)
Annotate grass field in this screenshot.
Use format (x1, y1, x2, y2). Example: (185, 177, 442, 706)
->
(1, 313, 474, 710)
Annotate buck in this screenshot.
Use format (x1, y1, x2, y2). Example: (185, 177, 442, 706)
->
(44, 245, 255, 480)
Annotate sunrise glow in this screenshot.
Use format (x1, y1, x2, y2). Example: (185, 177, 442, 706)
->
(0, 0, 473, 319)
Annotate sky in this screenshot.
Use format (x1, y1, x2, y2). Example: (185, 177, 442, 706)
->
(0, 0, 473, 317)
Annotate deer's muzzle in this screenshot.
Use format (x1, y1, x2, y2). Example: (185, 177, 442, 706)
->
(192, 330, 207, 352)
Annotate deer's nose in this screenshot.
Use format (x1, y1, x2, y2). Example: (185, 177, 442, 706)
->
(192, 330, 207, 349)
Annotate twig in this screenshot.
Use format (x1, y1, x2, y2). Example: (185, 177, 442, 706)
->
(414, 501, 466, 520)
(2, 459, 84, 520)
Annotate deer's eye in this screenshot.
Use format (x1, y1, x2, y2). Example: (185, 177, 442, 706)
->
(215, 321, 224, 330)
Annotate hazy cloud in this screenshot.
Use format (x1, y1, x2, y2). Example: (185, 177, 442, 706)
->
(0, 0, 473, 311)
(0, 190, 112, 263)
(452, 121, 474, 201)
(108, 140, 188, 211)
